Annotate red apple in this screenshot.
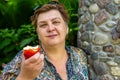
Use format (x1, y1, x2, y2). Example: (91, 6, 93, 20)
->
(23, 45, 40, 59)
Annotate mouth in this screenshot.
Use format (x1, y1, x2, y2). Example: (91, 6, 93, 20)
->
(47, 34, 57, 38)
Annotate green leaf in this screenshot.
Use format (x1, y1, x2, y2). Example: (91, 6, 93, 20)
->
(3, 45, 15, 53)
(20, 37, 34, 48)
(0, 39, 11, 50)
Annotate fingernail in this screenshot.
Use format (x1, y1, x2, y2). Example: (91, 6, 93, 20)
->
(35, 53, 40, 59)
(40, 54, 44, 60)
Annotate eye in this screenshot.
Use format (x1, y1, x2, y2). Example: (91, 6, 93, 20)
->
(53, 21, 60, 25)
(39, 24, 47, 28)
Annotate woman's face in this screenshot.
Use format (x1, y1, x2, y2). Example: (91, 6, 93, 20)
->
(36, 10, 68, 46)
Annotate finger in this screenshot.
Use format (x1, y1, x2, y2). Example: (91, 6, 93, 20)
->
(40, 54, 44, 60)
(34, 54, 44, 65)
(26, 52, 40, 63)
(21, 52, 25, 63)
(35, 57, 44, 71)
(36, 61, 44, 72)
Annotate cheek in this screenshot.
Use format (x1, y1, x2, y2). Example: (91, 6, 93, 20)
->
(36, 27, 43, 34)
(66, 27, 69, 34)
(36, 28, 43, 39)
(63, 26, 68, 34)
(63, 24, 68, 34)
(59, 28, 68, 38)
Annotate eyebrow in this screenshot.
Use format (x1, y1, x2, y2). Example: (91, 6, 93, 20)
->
(38, 17, 61, 24)
(52, 17, 61, 21)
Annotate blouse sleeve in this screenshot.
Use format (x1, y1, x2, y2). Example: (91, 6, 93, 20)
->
(71, 46, 89, 80)
(72, 46, 88, 66)
(78, 47, 89, 79)
(2, 51, 22, 80)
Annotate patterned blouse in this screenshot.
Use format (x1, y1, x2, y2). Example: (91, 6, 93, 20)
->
(2, 46, 89, 80)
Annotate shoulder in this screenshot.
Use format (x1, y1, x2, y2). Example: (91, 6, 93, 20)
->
(68, 46, 87, 57)
(67, 46, 88, 65)
(70, 46, 84, 53)
(2, 50, 23, 79)
(4, 50, 22, 68)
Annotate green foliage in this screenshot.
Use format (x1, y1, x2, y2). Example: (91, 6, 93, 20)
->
(0, 0, 36, 29)
(65, 0, 78, 46)
(0, 24, 38, 69)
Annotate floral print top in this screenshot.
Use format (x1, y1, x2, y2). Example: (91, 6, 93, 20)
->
(2, 46, 89, 80)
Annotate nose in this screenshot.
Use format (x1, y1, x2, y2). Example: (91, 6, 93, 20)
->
(47, 23, 55, 32)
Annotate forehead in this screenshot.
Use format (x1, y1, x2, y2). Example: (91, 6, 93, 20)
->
(37, 10, 63, 22)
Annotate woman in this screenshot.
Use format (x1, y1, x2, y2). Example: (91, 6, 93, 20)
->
(2, 1, 89, 80)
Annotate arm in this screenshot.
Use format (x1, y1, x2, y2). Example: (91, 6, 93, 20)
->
(2, 51, 22, 80)
(71, 46, 89, 80)
(2, 51, 44, 80)
(78, 48, 89, 80)
(16, 52, 44, 80)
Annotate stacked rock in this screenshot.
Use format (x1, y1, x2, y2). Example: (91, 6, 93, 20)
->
(78, 0, 120, 80)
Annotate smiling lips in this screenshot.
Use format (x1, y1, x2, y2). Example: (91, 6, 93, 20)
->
(47, 34, 57, 39)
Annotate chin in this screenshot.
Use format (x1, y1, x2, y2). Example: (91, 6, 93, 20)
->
(49, 41, 65, 46)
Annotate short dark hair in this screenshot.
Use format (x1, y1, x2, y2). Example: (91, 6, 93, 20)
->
(31, 1, 69, 28)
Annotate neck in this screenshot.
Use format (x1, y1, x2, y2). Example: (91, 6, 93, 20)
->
(42, 44, 68, 62)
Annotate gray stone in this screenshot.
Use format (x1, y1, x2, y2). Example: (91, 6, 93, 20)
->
(99, 26, 111, 32)
(114, 56, 120, 64)
(99, 52, 108, 57)
(105, 3, 118, 15)
(78, 41, 89, 50)
(116, 20, 120, 33)
(107, 52, 115, 57)
(80, 31, 91, 42)
(100, 74, 114, 80)
(99, 57, 113, 62)
(85, 21, 95, 31)
(94, 10, 109, 25)
(84, 0, 91, 7)
(89, 0, 98, 3)
(95, 76, 101, 80)
(93, 61, 109, 75)
(97, 0, 112, 8)
(78, 8, 84, 16)
(106, 21, 116, 28)
(86, 44, 93, 54)
(114, 0, 120, 4)
(112, 13, 120, 21)
(93, 46, 102, 52)
(78, 24, 85, 33)
(103, 44, 114, 53)
(115, 76, 120, 80)
(111, 28, 120, 40)
(107, 61, 118, 66)
(111, 39, 120, 45)
(79, 12, 91, 24)
(89, 68, 97, 80)
(91, 52, 99, 60)
(82, 41, 90, 48)
(115, 45, 120, 56)
(92, 32, 108, 45)
(89, 4, 99, 13)
(111, 67, 120, 76)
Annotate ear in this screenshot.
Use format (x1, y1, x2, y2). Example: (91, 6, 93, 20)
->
(66, 24, 69, 34)
(36, 26, 41, 37)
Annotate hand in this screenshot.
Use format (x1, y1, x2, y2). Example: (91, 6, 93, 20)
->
(17, 52, 44, 80)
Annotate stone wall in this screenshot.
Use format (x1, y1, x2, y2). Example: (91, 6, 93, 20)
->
(77, 0, 120, 80)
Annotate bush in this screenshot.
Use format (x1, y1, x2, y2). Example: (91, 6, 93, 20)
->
(0, 24, 38, 70)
